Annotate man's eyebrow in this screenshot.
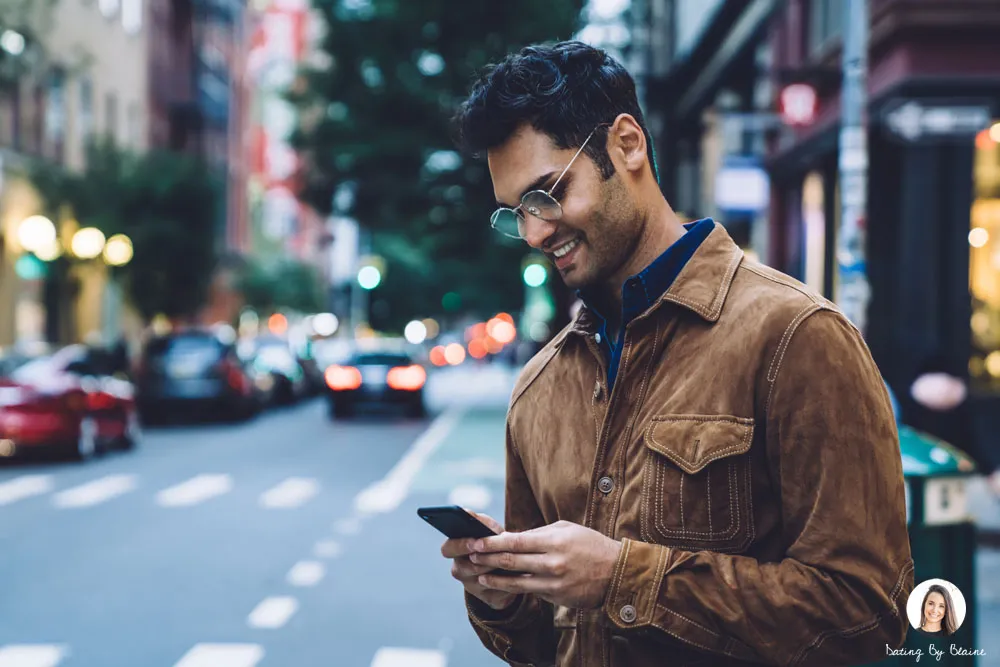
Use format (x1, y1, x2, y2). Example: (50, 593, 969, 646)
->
(495, 171, 556, 209)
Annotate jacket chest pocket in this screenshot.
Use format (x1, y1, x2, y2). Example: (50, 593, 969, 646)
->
(640, 415, 755, 554)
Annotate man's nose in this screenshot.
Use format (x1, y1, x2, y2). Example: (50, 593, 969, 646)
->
(521, 213, 557, 250)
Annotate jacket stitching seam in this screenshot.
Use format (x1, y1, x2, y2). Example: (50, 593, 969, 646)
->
(765, 304, 827, 419)
(709, 246, 744, 317)
(743, 262, 826, 304)
(646, 421, 754, 473)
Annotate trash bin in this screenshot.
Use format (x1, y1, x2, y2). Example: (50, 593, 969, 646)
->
(870, 425, 979, 665)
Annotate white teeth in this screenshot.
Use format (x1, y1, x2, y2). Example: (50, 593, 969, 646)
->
(553, 239, 579, 258)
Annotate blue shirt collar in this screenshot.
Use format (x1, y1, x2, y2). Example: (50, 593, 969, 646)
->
(578, 217, 716, 323)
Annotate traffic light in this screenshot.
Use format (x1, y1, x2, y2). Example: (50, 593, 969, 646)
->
(523, 263, 547, 287)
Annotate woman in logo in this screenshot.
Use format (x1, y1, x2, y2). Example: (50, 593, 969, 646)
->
(918, 584, 958, 637)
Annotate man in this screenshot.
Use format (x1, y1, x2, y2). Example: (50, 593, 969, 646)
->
(442, 41, 914, 666)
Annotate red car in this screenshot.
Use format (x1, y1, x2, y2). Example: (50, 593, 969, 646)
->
(0, 345, 140, 461)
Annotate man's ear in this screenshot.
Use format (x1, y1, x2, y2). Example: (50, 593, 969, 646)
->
(609, 114, 647, 175)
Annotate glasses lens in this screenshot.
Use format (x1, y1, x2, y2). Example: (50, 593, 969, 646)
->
(491, 208, 523, 239)
(521, 191, 562, 222)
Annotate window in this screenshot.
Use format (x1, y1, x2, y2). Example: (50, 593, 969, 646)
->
(105, 91, 118, 142)
(79, 76, 93, 143)
(970, 123, 1000, 391)
(809, 0, 844, 53)
(122, 0, 142, 34)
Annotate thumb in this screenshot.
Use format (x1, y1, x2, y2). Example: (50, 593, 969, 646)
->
(468, 510, 504, 534)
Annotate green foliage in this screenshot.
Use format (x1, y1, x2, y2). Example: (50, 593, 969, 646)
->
(291, 0, 585, 329)
(30, 140, 221, 321)
(239, 258, 327, 314)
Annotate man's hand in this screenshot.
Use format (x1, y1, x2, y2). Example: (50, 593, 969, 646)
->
(440, 512, 519, 611)
(469, 520, 623, 609)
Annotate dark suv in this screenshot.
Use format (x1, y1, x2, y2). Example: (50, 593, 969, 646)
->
(135, 331, 259, 423)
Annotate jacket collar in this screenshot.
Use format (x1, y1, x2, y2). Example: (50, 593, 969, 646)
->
(570, 221, 743, 335)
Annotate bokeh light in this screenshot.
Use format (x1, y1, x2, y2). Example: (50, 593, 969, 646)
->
(444, 343, 466, 365)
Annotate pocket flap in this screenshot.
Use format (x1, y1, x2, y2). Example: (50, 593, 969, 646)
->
(645, 415, 754, 474)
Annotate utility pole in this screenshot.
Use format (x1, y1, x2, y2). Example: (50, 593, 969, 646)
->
(836, 0, 871, 333)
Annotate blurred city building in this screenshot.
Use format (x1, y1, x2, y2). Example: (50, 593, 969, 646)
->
(0, 0, 148, 348)
(638, 0, 1000, 467)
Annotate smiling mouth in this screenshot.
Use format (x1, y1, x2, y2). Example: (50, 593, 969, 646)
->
(550, 238, 580, 259)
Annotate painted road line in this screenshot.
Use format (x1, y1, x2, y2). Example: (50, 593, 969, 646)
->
(172, 644, 264, 667)
(0, 644, 67, 667)
(247, 596, 298, 629)
(259, 478, 319, 509)
(286, 560, 325, 587)
(52, 475, 137, 508)
(313, 539, 342, 558)
(370, 648, 446, 667)
(333, 517, 362, 535)
(0, 475, 54, 507)
(156, 474, 233, 507)
(354, 407, 463, 515)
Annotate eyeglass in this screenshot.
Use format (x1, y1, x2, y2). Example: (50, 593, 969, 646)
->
(490, 124, 610, 240)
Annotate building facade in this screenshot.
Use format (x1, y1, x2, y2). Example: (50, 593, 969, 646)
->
(0, 0, 149, 347)
(645, 0, 1000, 468)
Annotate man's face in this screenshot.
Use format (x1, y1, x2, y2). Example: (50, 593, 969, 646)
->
(488, 125, 640, 291)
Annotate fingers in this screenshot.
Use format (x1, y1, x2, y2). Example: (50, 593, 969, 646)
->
(440, 537, 477, 559)
(469, 551, 556, 575)
(475, 529, 544, 554)
(450, 555, 496, 581)
(479, 572, 550, 596)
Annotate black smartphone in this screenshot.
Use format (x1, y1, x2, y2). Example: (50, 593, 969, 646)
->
(417, 505, 522, 575)
(417, 505, 499, 539)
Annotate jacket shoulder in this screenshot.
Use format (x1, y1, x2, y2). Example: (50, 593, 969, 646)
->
(507, 319, 575, 410)
(730, 258, 846, 328)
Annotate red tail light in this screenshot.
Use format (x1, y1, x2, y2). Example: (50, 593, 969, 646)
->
(387, 365, 426, 391)
(217, 359, 247, 392)
(325, 365, 362, 391)
(63, 391, 87, 412)
(86, 392, 116, 411)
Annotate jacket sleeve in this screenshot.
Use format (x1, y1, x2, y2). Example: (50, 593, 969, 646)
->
(466, 421, 557, 666)
(601, 308, 915, 666)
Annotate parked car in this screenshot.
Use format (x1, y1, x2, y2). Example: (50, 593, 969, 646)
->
(247, 338, 308, 406)
(0, 345, 140, 461)
(134, 331, 259, 424)
(324, 351, 427, 419)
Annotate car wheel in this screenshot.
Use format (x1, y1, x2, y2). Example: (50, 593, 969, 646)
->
(75, 417, 99, 461)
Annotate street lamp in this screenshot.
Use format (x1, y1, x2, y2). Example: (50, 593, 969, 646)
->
(103, 234, 133, 266)
(17, 215, 56, 253)
(71, 227, 106, 259)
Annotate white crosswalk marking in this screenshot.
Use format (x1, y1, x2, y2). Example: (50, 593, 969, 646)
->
(247, 596, 298, 629)
(0, 644, 67, 667)
(172, 644, 263, 667)
(258, 477, 318, 508)
(52, 475, 137, 508)
(0, 475, 54, 507)
(286, 560, 325, 587)
(370, 648, 446, 667)
(313, 539, 342, 558)
(156, 474, 233, 507)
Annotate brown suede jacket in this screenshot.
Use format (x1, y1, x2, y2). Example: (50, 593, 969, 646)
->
(466, 223, 914, 666)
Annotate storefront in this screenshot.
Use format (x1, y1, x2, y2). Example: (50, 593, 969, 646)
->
(766, 0, 1000, 468)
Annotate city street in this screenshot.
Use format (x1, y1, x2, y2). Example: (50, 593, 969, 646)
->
(0, 367, 514, 667)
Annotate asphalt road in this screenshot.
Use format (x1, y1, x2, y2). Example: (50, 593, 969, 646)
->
(0, 368, 516, 667)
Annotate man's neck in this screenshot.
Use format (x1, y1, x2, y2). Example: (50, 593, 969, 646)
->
(597, 204, 687, 316)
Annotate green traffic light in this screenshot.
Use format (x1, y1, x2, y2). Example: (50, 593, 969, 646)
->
(523, 263, 547, 287)
(358, 265, 382, 290)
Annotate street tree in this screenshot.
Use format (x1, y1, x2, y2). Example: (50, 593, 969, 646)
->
(290, 0, 585, 332)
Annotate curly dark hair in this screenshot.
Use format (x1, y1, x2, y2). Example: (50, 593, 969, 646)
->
(920, 584, 959, 636)
(453, 41, 658, 183)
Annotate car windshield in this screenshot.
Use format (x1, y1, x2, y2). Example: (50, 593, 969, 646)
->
(351, 354, 412, 367)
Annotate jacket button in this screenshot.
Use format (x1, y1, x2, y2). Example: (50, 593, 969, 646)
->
(620, 604, 637, 623)
(594, 333, 602, 344)
(598, 476, 614, 494)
